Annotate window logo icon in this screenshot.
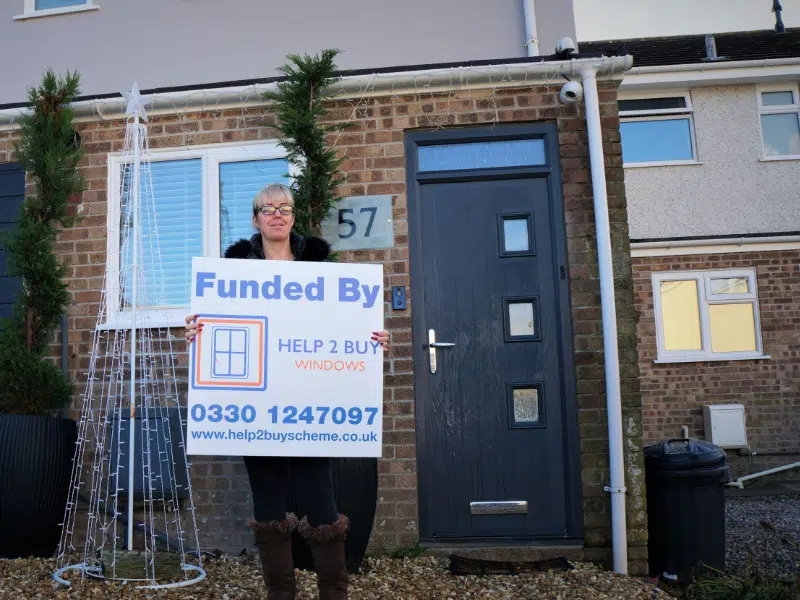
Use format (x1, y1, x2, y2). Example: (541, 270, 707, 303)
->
(190, 315, 268, 391)
(212, 327, 249, 379)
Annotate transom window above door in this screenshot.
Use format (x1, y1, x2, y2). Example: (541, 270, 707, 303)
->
(15, 0, 99, 20)
(619, 94, 698, 167)
(105, 142, 293, 329)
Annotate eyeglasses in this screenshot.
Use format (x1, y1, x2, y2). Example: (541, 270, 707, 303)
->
(257, 205, 294, 216)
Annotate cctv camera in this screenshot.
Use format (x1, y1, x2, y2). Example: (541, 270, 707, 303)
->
(555, 37, 576, 56)
(559, 80, 583, 105)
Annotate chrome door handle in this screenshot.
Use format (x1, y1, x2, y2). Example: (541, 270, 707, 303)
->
(428, 329, 455, 374)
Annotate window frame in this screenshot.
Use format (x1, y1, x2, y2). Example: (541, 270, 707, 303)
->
(651, 268, 766, 364)
(756, 84, 800, 161)
(15, 0, 99, 20)
(104, 140, 294, 330)
(619, 91, 699, 168)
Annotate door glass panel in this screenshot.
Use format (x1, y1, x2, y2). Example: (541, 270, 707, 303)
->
(512, 388, 540, 425)
(502, 218, 530, 252)
(508, 302, 535, 337)
(709, 304, 757, 353)
(417, 139, 545, 171)
(659, 280, 702, 351)
(710, 277, 749, 295)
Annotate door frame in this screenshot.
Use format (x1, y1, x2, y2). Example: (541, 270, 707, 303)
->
(404, 123, 583, 545)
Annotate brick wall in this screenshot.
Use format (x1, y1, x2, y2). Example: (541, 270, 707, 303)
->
(633, 250, 800, 477)
(0, 79, 647, 573)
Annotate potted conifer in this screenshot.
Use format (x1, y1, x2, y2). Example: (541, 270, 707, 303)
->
(0, 70, 83, 559)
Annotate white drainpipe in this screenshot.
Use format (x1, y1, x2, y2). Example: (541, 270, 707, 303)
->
(580, 67, 628, 575)
(522, 0, 540, 56)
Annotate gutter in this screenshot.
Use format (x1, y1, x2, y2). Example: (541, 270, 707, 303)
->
(631, 235, 800, 257)
(0, 56, 631, 128)
(580, 67, 628, 575)
(621, 56, 800, 90)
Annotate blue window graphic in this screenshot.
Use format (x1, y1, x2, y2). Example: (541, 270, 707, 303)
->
(212, 327, 249, 379)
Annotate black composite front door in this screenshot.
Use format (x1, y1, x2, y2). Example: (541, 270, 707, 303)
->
(406, 124, 582, 544)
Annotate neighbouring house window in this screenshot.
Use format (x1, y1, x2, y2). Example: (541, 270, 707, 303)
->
(652, 269, 765, 363)
(106, 142, 292, 328)
(619, 94, 697, 166)
(757, 86, 800, 158)
(15, 0, 98, 19)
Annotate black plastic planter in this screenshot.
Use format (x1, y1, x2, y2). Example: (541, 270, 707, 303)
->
(0, 414, 78, 558)
(287, 457, 378, 573)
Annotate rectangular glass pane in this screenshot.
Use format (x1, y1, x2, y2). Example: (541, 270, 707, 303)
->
(508, 302, 535, 337)
(503, 218, 529, 252)
(219, 159, 290, 253)
(709, 304, 757, 353)
(120, 159, 202, 308)
(35, 0, 86, 9)
(621, 118, 694, 163)
(619, 97, 687, 112)
(417, 139, 545, 171)
(513, 388, 540, 424)
(659, 280, 702, 351)
(710, 277, 749, 295)
(761, 113, 800, 156)
(761, 91, 795, 106)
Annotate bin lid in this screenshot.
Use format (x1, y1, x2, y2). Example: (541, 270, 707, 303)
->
(644, 438, 726, 470)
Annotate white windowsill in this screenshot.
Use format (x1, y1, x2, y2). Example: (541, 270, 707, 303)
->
(14, 4, 99, 20)
(624, 160, 704, 169)
(98, 309, 189, 331)
(760, 155, 800, 162)
(654, 354, 771, 365)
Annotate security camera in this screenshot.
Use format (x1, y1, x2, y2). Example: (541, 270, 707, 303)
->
(559, 80, 583, 104)
(555, 37, 577, 56)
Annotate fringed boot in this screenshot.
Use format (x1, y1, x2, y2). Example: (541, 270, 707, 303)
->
(299, 514, 350, 600)
(249, 513, 298, 600)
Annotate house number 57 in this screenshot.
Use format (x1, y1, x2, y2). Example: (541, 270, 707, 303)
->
(339, 207, 377, 239)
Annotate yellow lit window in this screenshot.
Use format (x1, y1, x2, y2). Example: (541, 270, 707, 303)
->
(653, 269, 764, 362)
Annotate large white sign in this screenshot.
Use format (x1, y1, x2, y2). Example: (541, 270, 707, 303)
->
(186, 257, 384, 458)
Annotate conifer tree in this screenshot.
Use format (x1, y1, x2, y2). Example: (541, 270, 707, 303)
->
(0, 69, 84, 415)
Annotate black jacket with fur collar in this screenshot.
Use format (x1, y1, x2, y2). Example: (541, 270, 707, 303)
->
(223, 232, 331, 262)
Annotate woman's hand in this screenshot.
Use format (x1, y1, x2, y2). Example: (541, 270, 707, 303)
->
(184, 314, 203, 345)
(372, 330, 390, 351)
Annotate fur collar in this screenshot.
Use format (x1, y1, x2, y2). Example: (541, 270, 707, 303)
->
(223, 232, 331, 262)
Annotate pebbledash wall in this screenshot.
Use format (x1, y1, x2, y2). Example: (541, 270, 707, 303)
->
(0, 78, 648, 572)
(633, 249, 800, 476)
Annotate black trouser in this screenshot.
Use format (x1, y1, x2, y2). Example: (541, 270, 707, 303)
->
(244, 455, 338, 527)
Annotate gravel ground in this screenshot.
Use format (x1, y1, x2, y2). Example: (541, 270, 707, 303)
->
(726, 494, 800, 581)
(0, 555, 669, 600)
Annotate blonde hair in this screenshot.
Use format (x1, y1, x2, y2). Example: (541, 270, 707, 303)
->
(252, 183, 294, 215)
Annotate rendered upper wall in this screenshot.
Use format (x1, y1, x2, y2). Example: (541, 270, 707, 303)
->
(0, 0, 577, 105)
(624, 85, 800, 240)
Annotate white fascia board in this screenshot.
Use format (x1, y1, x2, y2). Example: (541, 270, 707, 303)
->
(620, 58, 800, 92)
(0, 56, 632, 129)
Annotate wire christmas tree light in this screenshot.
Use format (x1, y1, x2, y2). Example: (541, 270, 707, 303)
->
(53, 83, 205, 589)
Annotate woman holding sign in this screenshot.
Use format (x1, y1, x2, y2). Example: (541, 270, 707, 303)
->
(185, 183, 389, 600)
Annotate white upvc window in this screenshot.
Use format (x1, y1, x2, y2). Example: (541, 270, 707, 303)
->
(619, 92, 698, 167)
(15, 0, 99, 20)
(652, 269, 767, 363)
(757, 84, 800, 160)
(104, 141, 294, 329)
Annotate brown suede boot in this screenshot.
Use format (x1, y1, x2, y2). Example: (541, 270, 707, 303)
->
(298, 514, 350, 600)
(249, 513, 298, 600)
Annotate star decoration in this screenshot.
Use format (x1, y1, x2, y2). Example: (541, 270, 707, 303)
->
(122, 82, 148, 122)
